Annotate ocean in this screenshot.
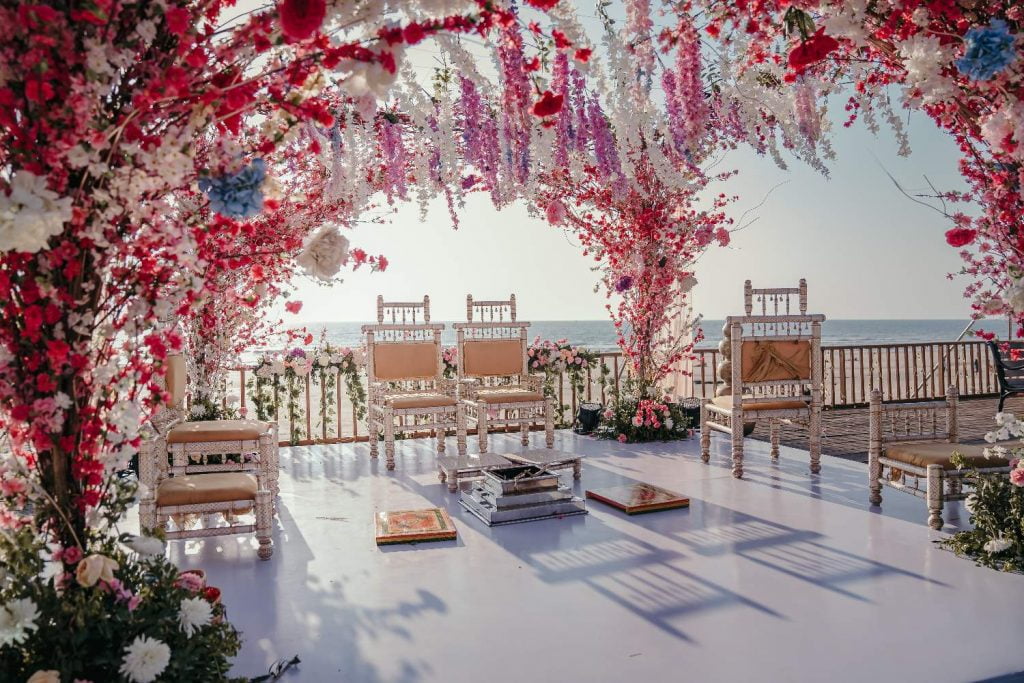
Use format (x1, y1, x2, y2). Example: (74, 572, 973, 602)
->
(290, 319, 1005, 352)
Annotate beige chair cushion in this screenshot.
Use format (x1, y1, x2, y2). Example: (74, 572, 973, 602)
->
(883, 441, 1013, 470)
(463, 340, 523, 377)
(157, 472, 258, 506)
(373, 342, 437, 381)
(476, 389, 545, 404)
(388, 393, 457, 409)
(165, 354, 187, 409)
(711, 396, 809, 412)
(740, 340, 811, 383)
(167, 419, 266, 444)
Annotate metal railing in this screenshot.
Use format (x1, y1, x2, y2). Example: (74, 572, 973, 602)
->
(218, 341, 997, 445)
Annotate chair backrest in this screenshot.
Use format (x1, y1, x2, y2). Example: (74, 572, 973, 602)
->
(363, 295, 444, 385)
(869, 386, 958, 446)
(727, 313, 825, 402)
(165, 354, 187, 410)
(744, 279, 807, 316)
(455, 294, 528, 380)
(987, 341, 1024, 393)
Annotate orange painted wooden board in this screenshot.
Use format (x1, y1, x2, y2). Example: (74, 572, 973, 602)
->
(375, 508, 457, 545)
(585, 483, 690, 514)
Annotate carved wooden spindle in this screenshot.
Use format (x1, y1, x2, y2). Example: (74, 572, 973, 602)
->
(716, 321, 732, 398)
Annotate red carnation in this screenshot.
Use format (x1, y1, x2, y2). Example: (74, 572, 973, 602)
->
(945, 227, 977, 248)
(285, 301, 303, 314)
(278, 0, 326, 42)
(788, 28, 839, 73)
(574, 48, 592, 63)
(526, 0, 560, 9)
(532, 90, 564, 118)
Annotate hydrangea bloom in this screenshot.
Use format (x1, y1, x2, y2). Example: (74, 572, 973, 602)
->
(296, 224, 350, 281)
(956, 20, 1018, 81)
(198, 159, 266, 218)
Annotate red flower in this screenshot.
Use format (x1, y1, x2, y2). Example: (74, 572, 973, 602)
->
(403, 22, 427, 46)
(574, 48, 592, 63)
(532, 90, 564, 118)
(278, 0, 326, 41)
(945, 227, 977, 247)
(552, 29, 572, 49)
(36, 373, 56, 393)
(164, 7, 191, 36)
(788, 28, 839, 73)
(526, 0, 560, 9)
(285, 301, 303, 314)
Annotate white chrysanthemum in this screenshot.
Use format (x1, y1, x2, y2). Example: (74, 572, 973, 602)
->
(125, 534, 166, 557)
(120, 635, 171, 683)
(296, 224, 350, 282)
(178, 596, 213, 638)
(0, 597, 39, 647)
(0, 171, 73, 253)
(983, 535, 1013, 554)
(898, 34, 956, 105)
(965, 493, 978, 514)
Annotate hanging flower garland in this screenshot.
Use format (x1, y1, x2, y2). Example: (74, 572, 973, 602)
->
(250, 345, 366, 445)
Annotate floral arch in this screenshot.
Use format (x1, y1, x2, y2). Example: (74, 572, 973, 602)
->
(0, 0, 1020, 678)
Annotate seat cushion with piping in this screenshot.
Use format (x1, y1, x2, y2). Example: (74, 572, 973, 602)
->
(710, 396, 809, 412)
(475, 389, 545, 404)
(167, 419, 267, 444)
(156, 472, 258, 506)
(387, 393, 458, 410)
(882, 441, 1012, 470)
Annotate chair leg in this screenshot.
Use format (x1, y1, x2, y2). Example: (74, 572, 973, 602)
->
(384, 408, 396, 471)
(699, 401, 710, 464)
(769, 419, 780, 462)
(456, 404, 467, 456)
(369, 416, 379, 459)
(544, 402, 554, 448)
(731, 411, 744, 479)
(478, 409, 489, 454)
(998, 394, 1006, 413)
(868, 447, 882, 507)
(809, 406, 822, 475)
(520, 421, 529, 446)
(436, 421, 446, 454)
(256, 490, 274, 560)
(927, 465, 945, 530)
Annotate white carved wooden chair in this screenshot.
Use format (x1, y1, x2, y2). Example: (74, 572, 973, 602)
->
(700, 281, 824, 477)
(454, 294, 554, 453)
(363, 296, 466, 470)
(139, 354, 278, 559)
(868, 386, 1012, 529)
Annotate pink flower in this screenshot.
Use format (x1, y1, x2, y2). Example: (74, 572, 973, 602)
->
(62, 546, 82, 565)
(279, 0, 327, 41)
(632, 416, 643, 427)
(545, 200, 567, 225)
(1011, 468, 1024, 487)
(603, 409, 614, 419)
(617, 434, 628, 443)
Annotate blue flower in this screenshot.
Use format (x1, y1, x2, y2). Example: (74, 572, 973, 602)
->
(198, 159, 266, 218)
(955, 19, 1018, 81)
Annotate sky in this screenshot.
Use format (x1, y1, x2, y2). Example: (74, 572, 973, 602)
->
(274, 108, 976, 324)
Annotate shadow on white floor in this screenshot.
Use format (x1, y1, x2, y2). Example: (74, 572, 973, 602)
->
(161, 431, 1024, 683)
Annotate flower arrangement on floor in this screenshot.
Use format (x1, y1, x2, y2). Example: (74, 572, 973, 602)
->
(441, 346, 459, 379)
(527, 338, 604, 426)
(939, 413, 1024, 572)
(0, 469, 241, 682)
(250, 343, 366, 445)
(594, 378, 691, 443)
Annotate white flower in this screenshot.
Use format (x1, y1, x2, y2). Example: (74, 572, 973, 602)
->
(125, 534, 166, 557)
(983, 535, 1013, 554)
(0, 171, 73, 253)
(255, 365, 272, 379)
(995, 412, 1014, 426)
(317, 353, 331, 366)
(898, 34, 956, 105)
(120, 635, 171, 683)
(296, 224, 350, 282)
(0, 597, 39, 647)
(189, 404, 205, 417)
(965, 493, 978, 514)
(178, 596, 213, 638)
(270, 360, 286, 375)
(665, 418, 674, 430)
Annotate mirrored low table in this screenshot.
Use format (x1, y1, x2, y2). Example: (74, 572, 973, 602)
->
(437, 453, 513, 493)
(502, 449, 583, 480)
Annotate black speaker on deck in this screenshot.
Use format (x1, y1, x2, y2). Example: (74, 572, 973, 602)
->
(574, 402, 603, 434)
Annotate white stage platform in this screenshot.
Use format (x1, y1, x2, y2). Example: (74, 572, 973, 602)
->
(163, 431, 1024, 682)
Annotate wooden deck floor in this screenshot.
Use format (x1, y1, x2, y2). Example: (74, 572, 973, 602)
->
(749, 394, 1022, 463)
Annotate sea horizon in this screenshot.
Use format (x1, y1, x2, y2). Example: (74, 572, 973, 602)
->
(280, 318, 1010, 353)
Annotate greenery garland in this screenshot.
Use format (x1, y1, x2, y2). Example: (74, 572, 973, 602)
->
(248, 345, 366, 446)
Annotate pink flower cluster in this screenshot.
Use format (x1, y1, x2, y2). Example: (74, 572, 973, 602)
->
(631, 399, 671, 429)
(527, 338, 590, 371)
